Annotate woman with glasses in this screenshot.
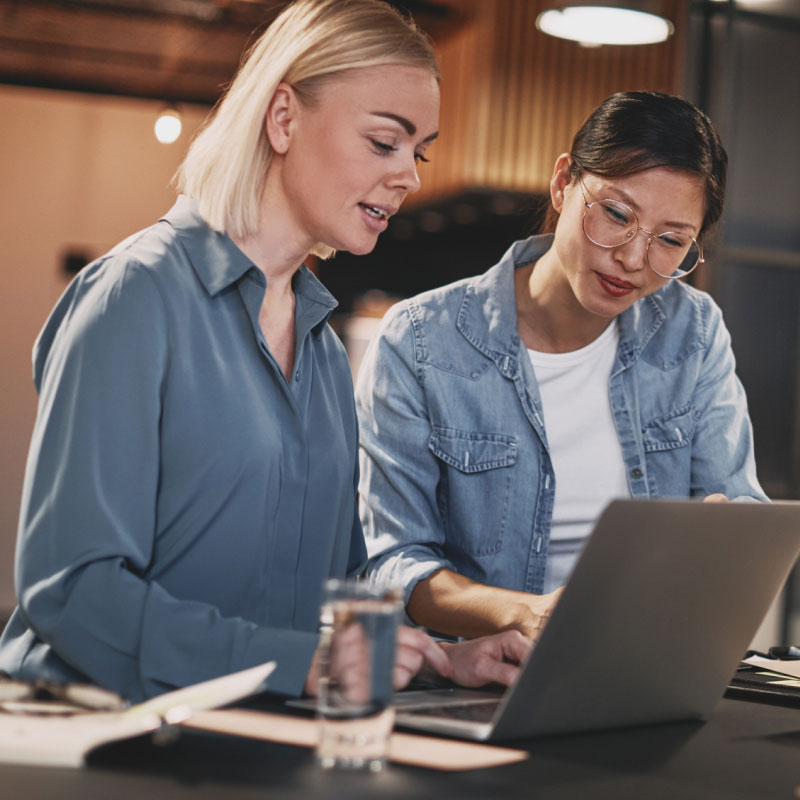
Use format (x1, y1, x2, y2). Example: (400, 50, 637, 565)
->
(356, 91, 767, 641)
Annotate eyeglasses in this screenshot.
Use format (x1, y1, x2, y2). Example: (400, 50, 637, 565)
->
(578, 177, 703, 279)
(0, 677, 127, 716)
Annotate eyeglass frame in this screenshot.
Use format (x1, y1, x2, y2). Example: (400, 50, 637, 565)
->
(0, 675, 128, 715)
(576, 175, 704, 279)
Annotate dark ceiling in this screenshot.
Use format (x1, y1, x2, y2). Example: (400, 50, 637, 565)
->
(1, 1, 797, 107)
(0, 0, 466, 106)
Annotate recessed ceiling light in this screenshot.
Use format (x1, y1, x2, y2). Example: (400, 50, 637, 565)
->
(154, 107, 182, 144)
(536, 6, 674, 46)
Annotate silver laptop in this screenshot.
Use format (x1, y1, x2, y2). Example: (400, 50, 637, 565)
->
(394, 498, 800, 740)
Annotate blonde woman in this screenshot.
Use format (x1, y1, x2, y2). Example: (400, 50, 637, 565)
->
(0, 0, 528, 703)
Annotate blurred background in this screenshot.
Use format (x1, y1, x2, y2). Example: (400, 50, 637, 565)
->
(1, 0, 798, 642)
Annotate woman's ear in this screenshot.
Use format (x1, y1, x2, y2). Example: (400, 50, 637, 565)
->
(550, 153, 574, 214)
(265, 82, 297, 155)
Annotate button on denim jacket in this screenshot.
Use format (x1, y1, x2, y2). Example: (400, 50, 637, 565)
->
(356, 235, 767, 605)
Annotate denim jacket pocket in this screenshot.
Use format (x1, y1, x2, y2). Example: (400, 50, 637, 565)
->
(429, 427, 517, 556)
(642, 406, 695, 452)
(641, 407, 695, 496)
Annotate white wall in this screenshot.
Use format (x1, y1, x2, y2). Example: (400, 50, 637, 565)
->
(0, 85, 208, 610)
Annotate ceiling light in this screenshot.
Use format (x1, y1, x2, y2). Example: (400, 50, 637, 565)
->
(536, 6, 674, 46)
(154, 107, 182, 144)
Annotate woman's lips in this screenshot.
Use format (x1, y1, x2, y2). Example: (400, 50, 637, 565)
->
(358, 203, 389, 233)
(595, 271, 635, 297)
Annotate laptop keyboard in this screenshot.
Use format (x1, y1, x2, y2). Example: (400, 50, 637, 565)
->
(399, 700, 500, 723)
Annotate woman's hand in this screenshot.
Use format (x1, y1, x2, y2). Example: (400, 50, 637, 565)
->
(500, 587, 563, 641)
(304, 623, 534, 697)
(442, 630, 533, 688)
(393, 625, 454, 689)
(304, 623, 454, 697)
(703, 493, 729, 502)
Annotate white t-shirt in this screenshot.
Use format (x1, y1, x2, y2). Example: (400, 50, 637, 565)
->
(527, 320, 630, 589)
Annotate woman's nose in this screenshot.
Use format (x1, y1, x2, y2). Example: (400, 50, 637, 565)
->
(389, 154, 421, 194)
(615, 227, 650, 272)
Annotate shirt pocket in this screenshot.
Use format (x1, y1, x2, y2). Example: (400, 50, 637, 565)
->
(429, 427, 517, 557)
(641, 406, 694, 495)
(642, 406, 695, 452)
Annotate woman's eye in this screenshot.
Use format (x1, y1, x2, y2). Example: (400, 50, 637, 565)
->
(414, 152, 430, 164)
(602, 202, 631, 226)
(370, 139, 396, 155)
(658, 234, 688, 249)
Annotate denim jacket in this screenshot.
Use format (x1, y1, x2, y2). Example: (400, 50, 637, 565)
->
(356, 235, 766, 605)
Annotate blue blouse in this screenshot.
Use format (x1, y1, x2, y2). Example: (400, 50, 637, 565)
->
(0, 196, 366, 702)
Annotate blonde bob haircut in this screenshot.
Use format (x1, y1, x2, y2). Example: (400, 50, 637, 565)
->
(176, 0, 439, 259)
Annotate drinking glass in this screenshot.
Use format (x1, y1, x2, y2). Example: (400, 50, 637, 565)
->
(316, 579, 402, 772)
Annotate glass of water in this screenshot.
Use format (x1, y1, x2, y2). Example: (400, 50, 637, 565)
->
(316, 578, 402, 772)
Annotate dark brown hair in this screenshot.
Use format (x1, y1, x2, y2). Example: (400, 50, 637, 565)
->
(542, 91, 727, 237)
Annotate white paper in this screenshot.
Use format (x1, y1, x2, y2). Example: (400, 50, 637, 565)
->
(129, 661, 276, 722)
(742, 655, 800, 681)
(0, 660, 275, 768)
(0, 708, 163, 768)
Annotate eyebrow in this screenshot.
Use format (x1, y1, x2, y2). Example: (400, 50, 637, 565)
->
(370, 112, 439, 143)
(604, 185, 699, 235)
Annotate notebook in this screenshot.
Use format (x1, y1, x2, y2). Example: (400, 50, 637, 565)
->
(0, 661, 276, 767)
(394, 498, 800, 740)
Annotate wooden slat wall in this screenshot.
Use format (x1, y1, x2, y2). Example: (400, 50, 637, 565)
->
(415, 0, 686, 204)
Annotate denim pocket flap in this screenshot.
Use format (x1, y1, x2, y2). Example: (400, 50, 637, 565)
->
(642, 407, 694, 452)
(429, 428, 517, 472)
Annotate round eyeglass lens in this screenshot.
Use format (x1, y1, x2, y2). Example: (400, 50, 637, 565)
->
(648, 233, 701, 278)
(583, 199, 638, 247)
(583, 201, 700, 278)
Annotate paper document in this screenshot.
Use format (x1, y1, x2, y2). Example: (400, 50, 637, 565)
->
(129, 661, 276, 722)
(0, 661, 275, 768)
(742, 655, 800, 681)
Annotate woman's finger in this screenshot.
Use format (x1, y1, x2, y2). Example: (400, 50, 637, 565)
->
(477, 657, 520, 688)
(498, 630, 534, 664)
(391, 626, 453, 689)
(703, 493, 729, 503)
(397, 626, 453, 676)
